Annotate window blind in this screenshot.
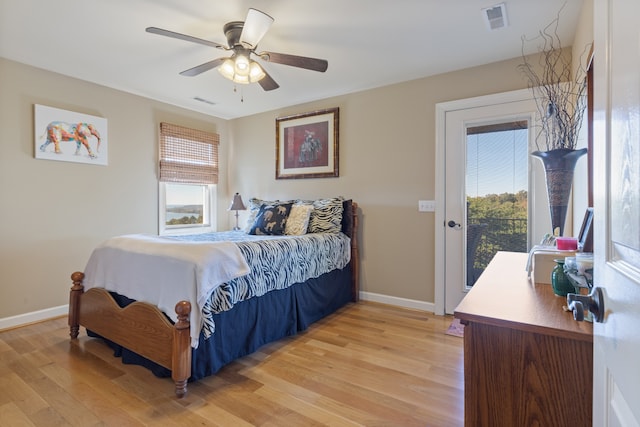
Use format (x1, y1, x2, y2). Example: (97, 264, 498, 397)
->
(159, 122, 219, 184)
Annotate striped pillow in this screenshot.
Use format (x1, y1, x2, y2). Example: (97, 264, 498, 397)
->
(306, 196, 344, 234)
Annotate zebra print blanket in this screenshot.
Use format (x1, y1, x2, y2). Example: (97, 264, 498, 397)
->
(169, 231, 351, 339)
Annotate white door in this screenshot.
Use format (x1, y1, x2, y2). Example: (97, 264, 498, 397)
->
(592, 0, 640, 424)
(435, 91, 544, 314)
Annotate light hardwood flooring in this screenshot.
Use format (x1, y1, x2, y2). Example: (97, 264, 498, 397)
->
(0, 302, 464, 426)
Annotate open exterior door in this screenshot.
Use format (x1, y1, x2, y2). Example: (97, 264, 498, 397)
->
(592, 0, 640, 425)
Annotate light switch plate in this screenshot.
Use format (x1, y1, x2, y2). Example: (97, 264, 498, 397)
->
(418, 200, 436, 212)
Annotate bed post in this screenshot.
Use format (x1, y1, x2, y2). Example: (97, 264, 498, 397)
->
(172, 301, 192, 398)
(351, 202, 360, 302)
(69, 271, 85, 339)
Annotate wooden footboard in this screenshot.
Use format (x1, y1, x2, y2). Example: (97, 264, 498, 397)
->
(68, 272, 192, 397)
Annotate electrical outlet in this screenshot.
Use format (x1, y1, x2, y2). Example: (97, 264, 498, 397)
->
(418, 200, 436, 212)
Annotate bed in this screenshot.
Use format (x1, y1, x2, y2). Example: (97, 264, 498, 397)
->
(68, 198, 359, 398)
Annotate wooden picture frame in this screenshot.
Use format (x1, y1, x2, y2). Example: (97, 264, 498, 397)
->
(275, 107, 339, 179)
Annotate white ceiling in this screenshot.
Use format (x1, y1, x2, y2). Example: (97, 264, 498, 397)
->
(0, 0, 584, 120)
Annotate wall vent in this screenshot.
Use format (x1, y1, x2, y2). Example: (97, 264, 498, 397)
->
(482, 3, 508, 31)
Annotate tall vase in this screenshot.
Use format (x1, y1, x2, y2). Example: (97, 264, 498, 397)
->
(531, 148, 587, 236)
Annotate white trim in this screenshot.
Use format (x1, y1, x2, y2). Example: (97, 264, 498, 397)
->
(1, 296, 434, 332)
(1, 295, 436, 331)
(434, 88, 534, 315)
(0, 305, 68, 331)
(359, 291, 436, 313)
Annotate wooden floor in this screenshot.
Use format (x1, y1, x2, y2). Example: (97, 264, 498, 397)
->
(0, 302, 464, 426)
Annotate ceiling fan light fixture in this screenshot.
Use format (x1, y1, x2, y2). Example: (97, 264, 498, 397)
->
(234, 74, 250, 84)
(249, 61, 266, 82)
(218, 56, 265, 84)
(218, 58, 236, 80)
(234, 54, 250, 74)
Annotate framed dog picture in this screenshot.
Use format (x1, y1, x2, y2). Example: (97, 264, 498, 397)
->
(275, 107, 339, 179)
(34, 104, 108, 165)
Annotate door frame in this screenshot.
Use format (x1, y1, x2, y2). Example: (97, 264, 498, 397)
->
(434, 88, 535, 315)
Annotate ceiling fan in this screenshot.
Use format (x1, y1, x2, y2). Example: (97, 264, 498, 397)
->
(146, 8, 328, 91)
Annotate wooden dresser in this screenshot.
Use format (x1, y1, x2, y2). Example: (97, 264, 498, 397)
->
(454, 251, 593, 427)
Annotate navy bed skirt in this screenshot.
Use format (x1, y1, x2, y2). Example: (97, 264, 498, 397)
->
(88, 265, 353, 380)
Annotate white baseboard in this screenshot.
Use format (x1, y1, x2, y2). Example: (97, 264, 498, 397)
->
(359, 291, 436, 313)
(0, 305, 69, 331)
(0, 294, 436, 331)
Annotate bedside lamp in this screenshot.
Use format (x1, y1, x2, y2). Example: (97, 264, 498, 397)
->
(228, 193, 246, 231)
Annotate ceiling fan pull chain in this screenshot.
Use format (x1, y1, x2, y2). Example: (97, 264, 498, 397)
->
(233, 85, 244, 103)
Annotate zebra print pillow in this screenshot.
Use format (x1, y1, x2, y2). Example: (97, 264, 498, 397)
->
(306, 196, 344, 233)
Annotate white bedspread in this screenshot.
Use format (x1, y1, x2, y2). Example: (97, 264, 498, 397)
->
(82, 234, 250, 348)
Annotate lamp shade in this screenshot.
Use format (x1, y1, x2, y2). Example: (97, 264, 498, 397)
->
(229, 193, 246, 211)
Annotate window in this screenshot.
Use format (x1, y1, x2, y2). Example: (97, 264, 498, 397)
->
(159, 182, 216, 235)
(158, 122, 219, 235)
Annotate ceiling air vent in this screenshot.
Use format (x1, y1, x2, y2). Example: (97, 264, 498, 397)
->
(482, 3, 508, 31)
(193, 96, 216, 105)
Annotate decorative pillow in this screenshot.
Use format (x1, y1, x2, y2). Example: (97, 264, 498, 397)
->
(244, 198, 292, 232)
(248, 202, 293, 235)
(285, 204, 314, 235)
(306, 196, 344, 234)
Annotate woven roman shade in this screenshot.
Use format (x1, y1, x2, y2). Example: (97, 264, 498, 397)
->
(159, 122, 219, 184)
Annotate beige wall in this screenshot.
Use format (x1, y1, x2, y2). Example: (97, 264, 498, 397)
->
(571, 0, 594, 236)
(1, 40, 584, 320)
(230, 55, 535, 304)
(0, 58, 229, 319)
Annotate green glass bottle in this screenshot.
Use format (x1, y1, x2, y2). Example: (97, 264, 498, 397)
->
(551, 259, 575, 297)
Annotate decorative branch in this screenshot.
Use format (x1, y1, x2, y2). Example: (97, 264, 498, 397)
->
(517, 6, 590, 151)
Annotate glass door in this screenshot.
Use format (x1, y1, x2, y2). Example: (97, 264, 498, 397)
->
(465, 122, 529, 286)
(440, 93, 538, 314)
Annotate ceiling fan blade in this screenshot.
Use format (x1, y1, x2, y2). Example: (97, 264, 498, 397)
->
(258, 69, 280, 91)
(179, 58, 226, 77)
(240, 8, 274, 48)
(146, 27, 225, 49)
(260, 51, 328, 72)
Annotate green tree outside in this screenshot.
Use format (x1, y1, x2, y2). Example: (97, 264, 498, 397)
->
(467, 190, 528, 280)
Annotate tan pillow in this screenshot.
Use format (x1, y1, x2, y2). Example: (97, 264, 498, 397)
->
(285, 204, 314, 235)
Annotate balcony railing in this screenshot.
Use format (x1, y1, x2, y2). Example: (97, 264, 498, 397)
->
(467, 217, 527, 284)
